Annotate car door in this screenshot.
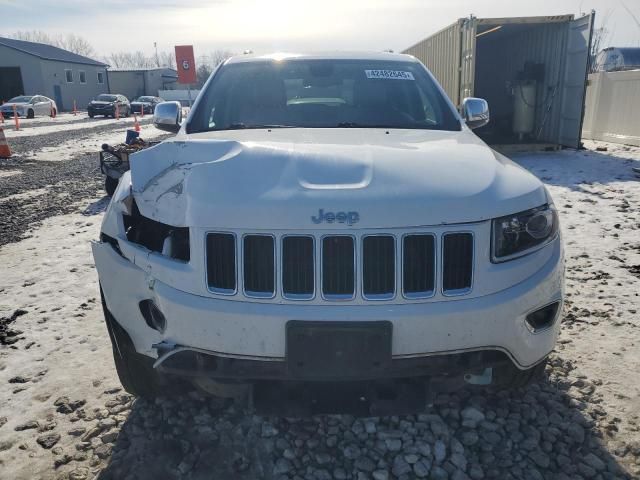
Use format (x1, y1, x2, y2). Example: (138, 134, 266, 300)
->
(37, 97, 50, 116)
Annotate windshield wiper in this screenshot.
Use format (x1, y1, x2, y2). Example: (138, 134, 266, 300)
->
(222, 123, 294, 130)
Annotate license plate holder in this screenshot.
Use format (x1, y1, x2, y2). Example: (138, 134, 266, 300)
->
(286, 321, 392, 379)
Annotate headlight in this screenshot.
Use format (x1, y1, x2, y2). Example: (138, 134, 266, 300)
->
(492, 204, 558, 262)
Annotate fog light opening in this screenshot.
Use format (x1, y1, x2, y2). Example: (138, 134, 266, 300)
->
(526, 301, 560, 332)
(139, 299, 167, 333)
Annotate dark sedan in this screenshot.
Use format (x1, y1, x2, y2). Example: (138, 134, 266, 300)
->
(88, 94, 130, 118)
(130, 96, 164, 115)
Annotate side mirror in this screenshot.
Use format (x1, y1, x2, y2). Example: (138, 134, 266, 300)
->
(462, 97, 490, 129)
(153, 101, 182, 133)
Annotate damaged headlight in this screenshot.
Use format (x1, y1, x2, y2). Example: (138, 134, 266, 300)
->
(491, 204, 558, 262)
(123, 201, 190, 262)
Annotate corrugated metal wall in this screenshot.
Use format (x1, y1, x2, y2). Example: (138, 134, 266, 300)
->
(403, 20, 463, 105)
(473, 22, 569, 144)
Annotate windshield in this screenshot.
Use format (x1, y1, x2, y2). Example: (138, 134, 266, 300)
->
(96, 94, 117, 102)
(8, 96, 33, 103)
(136, 96, 154, 102)
(189, 59, 460, 132)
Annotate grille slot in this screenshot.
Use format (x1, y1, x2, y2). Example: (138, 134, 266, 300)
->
(362, 235, 395, 299)
(403, 234, 436, 298)
(243, 235, 275, 297)
(282, 236, 314, 299)
(206, 233, 236, 294)
(322, 236, 355, 299)
(442, 233, 474, 294)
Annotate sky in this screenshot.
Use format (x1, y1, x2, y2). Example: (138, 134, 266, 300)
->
(1, 0, 639, 60)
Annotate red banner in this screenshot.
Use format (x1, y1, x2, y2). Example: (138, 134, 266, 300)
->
(175, 45, 196, 84)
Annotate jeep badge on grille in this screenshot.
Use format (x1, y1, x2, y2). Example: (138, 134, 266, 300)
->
(311, 209, 360, 226)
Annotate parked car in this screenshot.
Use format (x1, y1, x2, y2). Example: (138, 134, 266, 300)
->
(1, 95, 57, 118)
(130, 96, 164, 115)
(93, 53, 564, 413)
(87, 94, 130, 118)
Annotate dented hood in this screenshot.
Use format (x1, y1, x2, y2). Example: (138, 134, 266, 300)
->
(129, 128, 546, 229)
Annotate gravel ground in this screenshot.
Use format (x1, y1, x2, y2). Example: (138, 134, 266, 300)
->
(0, 121, 639, 480)
(0, 117, 165, 247)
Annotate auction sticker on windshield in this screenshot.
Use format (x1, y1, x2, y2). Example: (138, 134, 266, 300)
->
(365, 70, 415, 80)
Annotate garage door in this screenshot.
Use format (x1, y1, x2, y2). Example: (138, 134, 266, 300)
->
(0, 67, 24, 102)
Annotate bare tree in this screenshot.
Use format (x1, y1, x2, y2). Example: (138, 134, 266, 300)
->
(589, 10, 613, 72)
(159, 51, 176, 69)
(210, 49, 234, 68)
(55, 34, 95, 57)
(7, 30, 95, 57)
(7, 30, 54, 44)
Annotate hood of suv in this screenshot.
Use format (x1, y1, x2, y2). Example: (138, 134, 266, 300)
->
(129, 128, 547, 229)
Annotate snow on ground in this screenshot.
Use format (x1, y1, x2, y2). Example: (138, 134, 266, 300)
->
(0, 131, 639, 479)
(22, 123, 166, 162)
(3, 113, 153, 139)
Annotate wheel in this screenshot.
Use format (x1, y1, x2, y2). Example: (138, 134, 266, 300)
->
(494, 358, 548, 389)
(27, 109, 34, 119)
(88, 112, 94, 118)
(100, 291, 160, 398)
(125, 107, 130, 118)
(105, 176, 119, 196)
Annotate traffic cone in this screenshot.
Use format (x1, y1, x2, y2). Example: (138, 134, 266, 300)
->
(73, 100, 77, 116)
(0, 128, 12, 158)
(0, 110, 4, 124)
(134, 114, 141, 132)
(12, 105, 19, 131)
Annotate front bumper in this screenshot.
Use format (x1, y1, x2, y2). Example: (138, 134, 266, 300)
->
(93, 234, 564, 380)
(88, 106, 115, 115)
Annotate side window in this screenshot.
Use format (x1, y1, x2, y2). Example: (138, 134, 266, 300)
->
(97, 72, 104, 84)
(65, 69, 73, 83)
(79, 71, 86, 84)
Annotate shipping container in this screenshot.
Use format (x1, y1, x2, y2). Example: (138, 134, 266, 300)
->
(403, 13, 595, 149)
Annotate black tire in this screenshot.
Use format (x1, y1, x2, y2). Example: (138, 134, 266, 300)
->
(125, 107, 130, 118)
(100, 291, 160, 398)
(27, 109, 34, 119)
(105, 176, 119, 196)
(88, 112, 94, 118)
(494, 358, 548, 389)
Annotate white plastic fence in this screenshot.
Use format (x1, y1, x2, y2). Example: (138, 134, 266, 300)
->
(582, 70, 640, 147)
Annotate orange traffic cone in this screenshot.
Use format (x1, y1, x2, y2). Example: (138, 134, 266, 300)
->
(73, 100, 77, 116)
(0, 110, 4, 124)
(134, 114, 141, 132)
(0, 128, 12, 158)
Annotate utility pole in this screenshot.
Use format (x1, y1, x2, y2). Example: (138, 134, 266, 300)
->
(154, 42, 159, 67)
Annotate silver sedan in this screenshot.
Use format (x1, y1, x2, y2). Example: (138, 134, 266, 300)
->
(0, 95, 58, 118)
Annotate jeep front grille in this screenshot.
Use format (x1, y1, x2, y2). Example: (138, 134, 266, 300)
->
(243, 235, 275, 297)
(403, 234, 436, 298)
(206, 233, 236, 294)
(282, 236, 314, 299)
(362, 235, 395, 299)
(206, 230, 474, 301)
(442, 233, 474, 294)
(322, 236, 355, 299)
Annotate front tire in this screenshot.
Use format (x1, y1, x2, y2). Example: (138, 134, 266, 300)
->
(105, 176, 119, 196)
(100, 292, 160, 398)
(27, 109, 34, 119)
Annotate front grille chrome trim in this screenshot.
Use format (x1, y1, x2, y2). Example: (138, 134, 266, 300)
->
(361, 234, 396, 301)
(205, 232, 238, 296)
(242, 234, 277, 299)
(441, 231, 475, 297)
(281, 235, 315, 301)
(321, 234, 356, 301)
(401, 233, 437, 300)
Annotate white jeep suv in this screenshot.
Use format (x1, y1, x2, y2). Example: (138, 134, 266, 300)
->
(93, 52, 563, 414)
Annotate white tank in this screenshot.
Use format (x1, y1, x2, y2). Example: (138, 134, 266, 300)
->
(513, 81, 536, 140)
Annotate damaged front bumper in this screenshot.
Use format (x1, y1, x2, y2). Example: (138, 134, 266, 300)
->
(93, 229, 563, 385)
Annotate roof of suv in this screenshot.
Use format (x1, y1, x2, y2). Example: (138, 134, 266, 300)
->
(225, 51, 418, 64)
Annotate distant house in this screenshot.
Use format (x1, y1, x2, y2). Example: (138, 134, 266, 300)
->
(595, 47, 640, 72)
(0, 36, 109, 111)
(107, 68, 178, 101)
